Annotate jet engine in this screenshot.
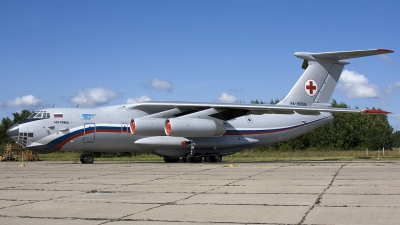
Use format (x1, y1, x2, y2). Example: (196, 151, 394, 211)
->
(164, 118, 226, 137)
(130, 118, 166, 136)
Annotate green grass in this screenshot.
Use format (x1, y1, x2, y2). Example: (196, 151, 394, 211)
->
(35, 149, 400, 162)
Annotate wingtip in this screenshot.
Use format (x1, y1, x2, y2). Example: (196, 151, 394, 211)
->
(377, 49, 394, 53)
(362, 109, 391, 115)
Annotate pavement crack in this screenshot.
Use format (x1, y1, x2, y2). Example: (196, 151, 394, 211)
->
(299, 163, 347, 224)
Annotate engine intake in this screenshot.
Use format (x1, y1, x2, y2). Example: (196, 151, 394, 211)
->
(130, 118, 166, 136)
(165, 118, 226, 137)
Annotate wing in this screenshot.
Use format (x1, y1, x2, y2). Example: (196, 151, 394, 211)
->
(126, 101, 390, 121)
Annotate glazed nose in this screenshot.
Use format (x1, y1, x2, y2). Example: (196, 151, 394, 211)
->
(7, 123, 19, 137)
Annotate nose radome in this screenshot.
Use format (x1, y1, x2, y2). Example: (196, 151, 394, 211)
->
(7, 124, 19, 137)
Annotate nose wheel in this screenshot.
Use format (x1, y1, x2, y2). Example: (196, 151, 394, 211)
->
(80, 153, 94, 164)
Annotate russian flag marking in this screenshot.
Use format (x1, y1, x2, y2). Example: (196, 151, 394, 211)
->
(54, 113, 63, 118)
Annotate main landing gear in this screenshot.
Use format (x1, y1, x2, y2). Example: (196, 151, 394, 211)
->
(163, 157, 180, 163)
(163, 153, 222, 163)
(204, 154, 222, 162)
(80, 153, 94, 164)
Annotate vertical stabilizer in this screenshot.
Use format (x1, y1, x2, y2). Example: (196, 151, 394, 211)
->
(278, 49, 393, 106)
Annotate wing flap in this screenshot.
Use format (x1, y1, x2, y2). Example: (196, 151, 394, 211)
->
(295, 110, 321, 116)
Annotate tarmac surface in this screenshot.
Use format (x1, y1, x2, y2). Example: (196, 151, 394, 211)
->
(0, 160, 399, 225)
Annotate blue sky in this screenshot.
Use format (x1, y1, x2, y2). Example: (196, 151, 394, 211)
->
(1, 0, 400, 130)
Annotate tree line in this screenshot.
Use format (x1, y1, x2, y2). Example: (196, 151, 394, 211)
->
(251, 99, 395, 151)
(393, 130, 400, 148)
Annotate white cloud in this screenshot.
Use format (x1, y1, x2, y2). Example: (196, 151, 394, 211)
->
(387, 81, 400, 94)
(337, 70, 382, 99)
(146, 79, 173, 92)
(7, 95, 47, 108)
(70, 87, 118, 107)
(216, 92, 240, 103)
(126, 95, 151, 104)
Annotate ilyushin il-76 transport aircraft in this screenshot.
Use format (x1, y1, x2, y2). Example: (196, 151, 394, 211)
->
(7, 49, 394, 164)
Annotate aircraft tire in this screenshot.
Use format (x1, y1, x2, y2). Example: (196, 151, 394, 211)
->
(208, 155, 218, 162)
(208, 154, 222, 162)
(80, 154, 94, 164)
(189, 153, 202, 163)
(164, 157, 180, 163)
(181, 156, 187, 163)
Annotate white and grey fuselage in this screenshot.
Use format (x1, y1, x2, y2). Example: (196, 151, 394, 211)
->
(7, 105, 333, 157)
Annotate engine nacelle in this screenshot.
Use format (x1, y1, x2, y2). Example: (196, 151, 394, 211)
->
(165, 118, 226, 137)
(130, 118, 166, 136)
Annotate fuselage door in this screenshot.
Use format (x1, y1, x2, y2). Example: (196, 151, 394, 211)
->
(83, 123, 96, 143)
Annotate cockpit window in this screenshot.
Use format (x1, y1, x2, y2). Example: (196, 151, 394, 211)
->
(27, 111, 49, 119)
(19, 111, 50, 124)
(35, 112, 43, 118)
(28, 112, 38, 119)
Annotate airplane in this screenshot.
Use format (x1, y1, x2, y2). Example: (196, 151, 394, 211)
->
(6, 49, 394, 164)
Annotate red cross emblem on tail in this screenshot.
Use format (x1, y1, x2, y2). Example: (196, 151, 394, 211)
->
(305, 79, 317, 97)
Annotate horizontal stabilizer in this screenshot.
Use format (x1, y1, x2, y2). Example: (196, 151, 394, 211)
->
(295, 49, 394, 62)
